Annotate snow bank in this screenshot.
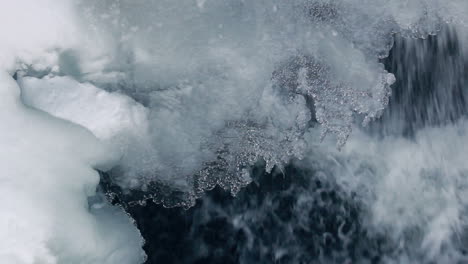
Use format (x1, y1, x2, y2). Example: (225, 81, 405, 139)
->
(0, 1, 146, 263)
(0, 72, 145, 263)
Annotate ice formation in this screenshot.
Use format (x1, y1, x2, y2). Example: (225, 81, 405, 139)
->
(1, 0, 468, 263)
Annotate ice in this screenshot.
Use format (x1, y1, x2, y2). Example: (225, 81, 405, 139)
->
(19, 76, 150, 153)
(49, 0, 396, 198)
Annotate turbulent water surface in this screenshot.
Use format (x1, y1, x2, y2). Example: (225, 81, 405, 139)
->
(1, 1, 468, 264)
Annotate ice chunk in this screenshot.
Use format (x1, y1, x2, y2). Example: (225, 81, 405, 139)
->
(19, 76, 149, 146)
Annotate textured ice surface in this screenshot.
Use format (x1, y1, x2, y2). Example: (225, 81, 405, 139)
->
(57, 0, 394, 200)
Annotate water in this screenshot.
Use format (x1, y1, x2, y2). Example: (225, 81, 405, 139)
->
(372, 27, 468, 136)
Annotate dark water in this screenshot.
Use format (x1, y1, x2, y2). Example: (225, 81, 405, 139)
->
(102, 163, 388, 264)
(100, 29, 468, 264)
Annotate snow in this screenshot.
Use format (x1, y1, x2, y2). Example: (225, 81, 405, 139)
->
(0, 1, 145, 263)
(0, 72, 145, 263)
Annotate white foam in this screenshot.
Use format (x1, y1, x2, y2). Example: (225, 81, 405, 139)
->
(304, 119, 468, 261)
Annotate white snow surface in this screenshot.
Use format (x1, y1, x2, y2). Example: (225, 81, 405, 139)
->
(0, 72, 145, 263)
(0, 1, 145, 263)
